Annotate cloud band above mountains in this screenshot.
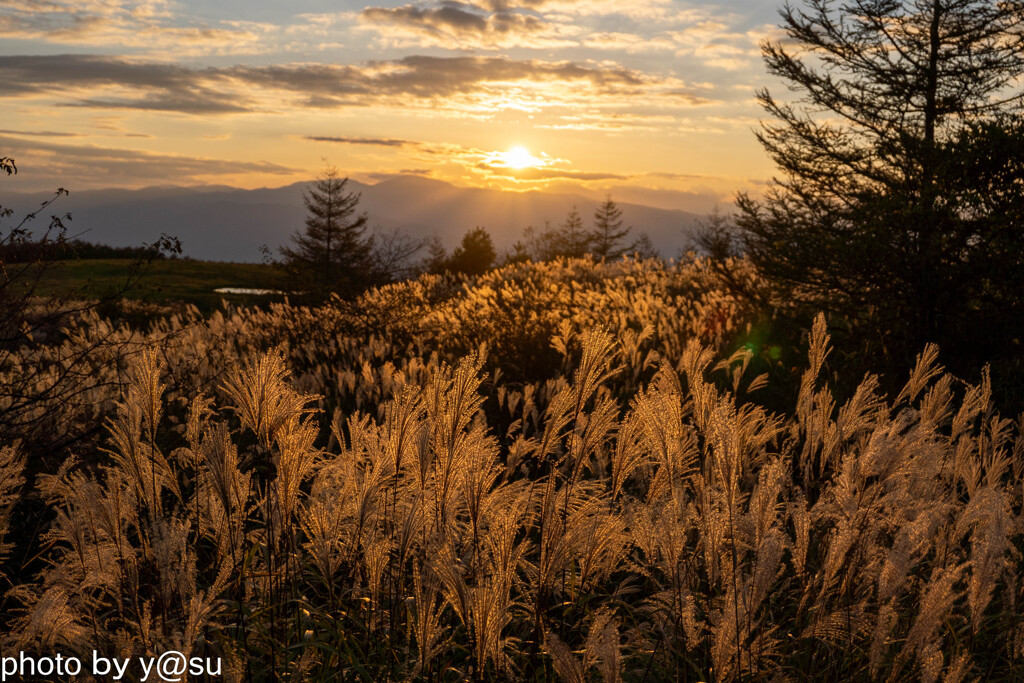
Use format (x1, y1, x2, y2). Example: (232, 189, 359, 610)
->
(0, 53, 710, 119)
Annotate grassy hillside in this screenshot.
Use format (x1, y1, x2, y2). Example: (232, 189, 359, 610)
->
(32, 257, 282, 310)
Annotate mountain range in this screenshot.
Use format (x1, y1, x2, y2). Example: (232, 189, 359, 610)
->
(2, 176, 705, 263)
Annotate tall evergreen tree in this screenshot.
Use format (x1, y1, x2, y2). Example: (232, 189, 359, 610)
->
(423, 235, 449, 274)
(280, 165, 373, 298)
(552, 205, 592, 258)
(525, 222, 558, 261)
(447, 226, 497, 275)
(503, 238, 533, 265)
(590, 195, 632, 259)
(738, 0, 1024, 371)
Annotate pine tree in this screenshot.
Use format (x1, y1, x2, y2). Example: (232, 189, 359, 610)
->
(590, 195, 632, 259)
(553, 206, 592, 258)
(280, 165, 373, 298)
(631, 232, 658, 260)
(423, 236, 448, 274)
(738, 0, 1024, 370)
(527, 222, 559, 261)
(503, 239, 532, 265)
(447, 227, 497, 275)
(695, 206, 738, 262)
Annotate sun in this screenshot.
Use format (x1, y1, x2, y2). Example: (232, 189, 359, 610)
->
(500, 145, 542, 170)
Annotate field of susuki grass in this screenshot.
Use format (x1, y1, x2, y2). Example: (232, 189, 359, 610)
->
(1, 255, 1021, 681)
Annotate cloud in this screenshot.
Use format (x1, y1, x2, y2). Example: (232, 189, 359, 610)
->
(0, 128, 80, 137)
(0, 134, 296, 188)
(398, 139, 627, 185)
(535, 110, 703, 132)
(358, 54, 648, 95)
(0, 53, 705, 128)
(478, 164, 627, 182)
(466, 0, 676, 21)
(0, 54, 249, 114)
(360, 1, 574, 50)
(305, 135, 413, 147)
(356, 0, 704, 51)
(354, 0, 773, 85)
(667, 18, 772, 71)
(693, 43, 759, 71)
(365, 169, 434, 181)
(0, 0, 275, 56)
(582, 32, 676, 53)
(364, 3, 493, 34)
(69, 94, 249, 114)
(0, 54, 184, 94)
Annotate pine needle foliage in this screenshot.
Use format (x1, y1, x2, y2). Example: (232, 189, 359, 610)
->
(739, 0, 1024, 375)
(279, 165, 373, 299)
(590, 196, 632, 261)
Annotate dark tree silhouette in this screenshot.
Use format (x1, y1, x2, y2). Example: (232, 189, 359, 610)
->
(530, 208, 593, 260)
(280, 165, 373, 298)
(555, 206, 592, 258)
(695, 207, 738, 262)
(738, 0, 1024, 371)
(590, 195, 632, 259)
(447, 226, 497, 275)
(502, 239, 532, 265)
(369, 226, 424, 283)
(521, 222, 554, 261)
(423, 236, 449, 274)
(630, 232, 659, 260)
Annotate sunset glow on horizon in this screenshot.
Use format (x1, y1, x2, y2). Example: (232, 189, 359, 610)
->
(0, 0, 785, 214)
(500, 146, 542, 170)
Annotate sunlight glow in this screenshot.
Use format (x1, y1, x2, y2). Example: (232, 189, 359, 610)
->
(498, 145, 545, 170)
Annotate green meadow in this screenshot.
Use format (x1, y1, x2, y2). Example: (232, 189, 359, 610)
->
(32, 258, 282, 311)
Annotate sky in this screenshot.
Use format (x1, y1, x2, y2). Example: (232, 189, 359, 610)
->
(0, 0, 788, 213)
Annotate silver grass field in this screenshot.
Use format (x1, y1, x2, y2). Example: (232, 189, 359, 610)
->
(1, 255, 1022, 681)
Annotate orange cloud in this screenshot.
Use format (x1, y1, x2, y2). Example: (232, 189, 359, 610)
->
(360, 3, 575, 50)
(0, 53, 710, 127)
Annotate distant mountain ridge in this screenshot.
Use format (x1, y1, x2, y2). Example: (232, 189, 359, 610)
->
(2, 177, 704, 262)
